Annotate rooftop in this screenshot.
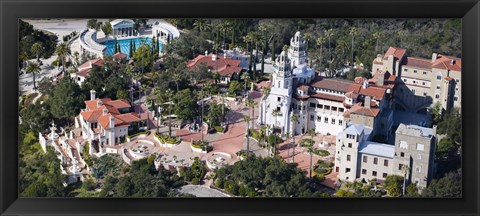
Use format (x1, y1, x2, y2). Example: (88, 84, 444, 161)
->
(396, 123, 434, 138)
(359, 141, 395, 158)
(187, 54, 242, 77)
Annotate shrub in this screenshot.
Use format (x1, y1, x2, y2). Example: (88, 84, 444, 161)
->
(214, 126, 224, 133)
(155, 132, 180, 144)
(215, 179, 224, 188)
(191, 140, 209, 149)
(191, 178, 200, 185)
(313, 149, 330, 157)
(249, 129, 260, 140)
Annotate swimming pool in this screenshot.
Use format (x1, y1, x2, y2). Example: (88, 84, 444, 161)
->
(101, 37, 163, 57)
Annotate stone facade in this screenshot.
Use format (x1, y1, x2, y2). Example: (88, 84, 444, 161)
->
(372, 47, 461, 112)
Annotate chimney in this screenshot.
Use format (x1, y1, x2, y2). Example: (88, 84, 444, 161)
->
(223, 53, 227, 58)
(109, 115, 115, 129)
(432, 53, 438, 62)
(205, 50, 208, 56)
(97, 100, 103, 108)
(450, 59, 455, 65)
(377, 71, 385, 86)
(103, 108, 108, 116)
(212, 54, 217, 61)
(376, 54, 382, 62)
(90, 90, 96, 101)
(364, 96, 371, 108)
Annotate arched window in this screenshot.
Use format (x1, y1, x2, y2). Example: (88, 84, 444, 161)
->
(436, 72, 442, 80)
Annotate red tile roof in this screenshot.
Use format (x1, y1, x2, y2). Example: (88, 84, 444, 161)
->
(348, 103, 380, 117)
(309, 92, 344, 102)
(187, 54, 242, 77)
(403, 57, 432, 70)
(310, 76, 353, 92)
(383, 47, 407, 60)
(78, 58, 104, 70)
(432, 55, 462, 71)
(403, 55, 461, 72)
(76, 68, 92, 77)
(112, 52, 128, 60)
(81, 97, 132, 124)
(297, 85, 310, 91)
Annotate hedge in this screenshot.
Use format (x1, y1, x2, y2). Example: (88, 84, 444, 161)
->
(191, 140, 209, 149)
(214, 126, 225, 133)
(249, 129, 260, 140)
(313, 149, 330, 157)
(312, 160, 334, 179)
(155, 132, 180, 144)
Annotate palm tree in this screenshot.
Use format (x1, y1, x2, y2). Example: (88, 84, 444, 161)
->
(290, 113, 299, 163)
(165, 89, 174, 137)
(172, 70, 182, 93)
(250, 32, 263, 79)
(315, 36, 326, 72)
(219, 21, 231, 50)
(259, 125, 266, 148)
(303, 32, 315, 67)
(243, 34, 253, 75)
(151, 88, 165, 134)
(307, 128, 316, 138)
(125, 64, 135, 102)
(55, 42, 71, 75)
(271, 108, 280, 156)
(31, 42, 44, 63)
(402, 164, 411, 196)
(373, 31, 382, 53)
(337, 40, 349, 65)
(240, 72, 250, 91)
(284, 131, 290, 160)
(244, 114, 251, 157)
(301, 138, 315, 181)
(265, 124, 271, 151)
(325, 29, 335, 68)
(25, 62, 41, 91)
(398, 30, 407, 48)
(246, 98, 256, 130)
(349, 27, 359, 67)
(193, 19, 211, 32)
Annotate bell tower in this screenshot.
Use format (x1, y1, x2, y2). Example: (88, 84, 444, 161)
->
(288, 31, 307, 68)
(272, 51, 292, 91)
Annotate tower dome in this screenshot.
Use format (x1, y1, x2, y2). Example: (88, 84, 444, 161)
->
(275, 51, 291, 77)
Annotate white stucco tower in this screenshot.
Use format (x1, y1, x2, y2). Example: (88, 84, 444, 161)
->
(258, 51, 293, 135)
(288, 31, 307, 68)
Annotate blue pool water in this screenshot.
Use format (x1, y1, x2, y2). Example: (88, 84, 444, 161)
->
(101, 37, 163, 57)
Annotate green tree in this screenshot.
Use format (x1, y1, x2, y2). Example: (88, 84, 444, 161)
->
(349, 27, 359, 66)
(228, 80, 242, 95)
(383, 175, 403, 197)
(86, 19, 101, 30)
(422, 169, 461, 198)
(49, 77, 85, 126)
(174, 89, 199, 122)
(25, 61, 41, 90)
(101, 22, 113, 37)
(55, 42, 71, 75)
(193, 19, 212, 32)
(31, 42, 44, 62)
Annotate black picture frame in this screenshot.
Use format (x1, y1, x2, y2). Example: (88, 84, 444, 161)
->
(1, 0, 479, 215)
